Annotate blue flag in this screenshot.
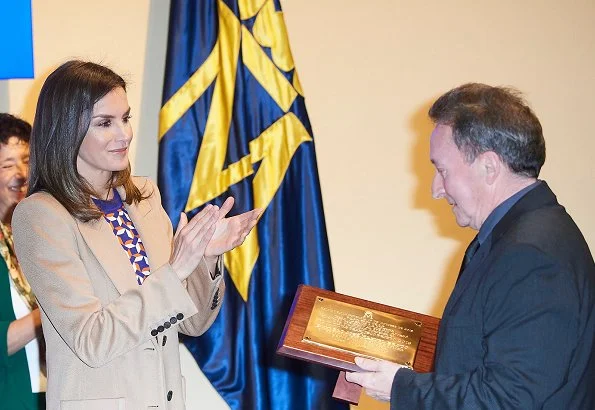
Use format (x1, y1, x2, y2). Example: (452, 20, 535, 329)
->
(158, 1, 347, 409)
(0, 0, 34, 79)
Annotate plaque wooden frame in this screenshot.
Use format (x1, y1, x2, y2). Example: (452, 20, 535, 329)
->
(276, 285, 441, 405)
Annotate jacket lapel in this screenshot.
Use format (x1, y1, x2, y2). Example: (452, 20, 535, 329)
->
(75, 187, 171, 294)
(442, 238, 491, 318)
(118, 187, 171, 270)
(117, 186, 170, 350)
(442, 181, 558, 318)
(76, 185, 170, 349)
(76, 217, 138, 295)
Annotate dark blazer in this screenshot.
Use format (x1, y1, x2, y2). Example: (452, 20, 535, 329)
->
(0, 257, 44, 409)
(392, 182, 595, 409)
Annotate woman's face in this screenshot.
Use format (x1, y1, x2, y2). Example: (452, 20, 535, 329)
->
(77, 87, 132, 190)
(0, 137, 29, 222)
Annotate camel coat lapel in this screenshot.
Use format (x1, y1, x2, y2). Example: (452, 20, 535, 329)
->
(75, 187, 167, 351)
(75, 217, 138, 296)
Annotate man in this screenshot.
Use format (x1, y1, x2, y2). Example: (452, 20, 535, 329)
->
(346, 84, 595, 409)
(0, 113, 45, 409)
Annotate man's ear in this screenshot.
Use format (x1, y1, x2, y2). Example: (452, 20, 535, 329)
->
(479, 151, 502, 185)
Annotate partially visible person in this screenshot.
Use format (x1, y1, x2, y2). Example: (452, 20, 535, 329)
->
(0, 113, 45, 409)
(12, 60, 260, 410)
(346, 83, 595, 409)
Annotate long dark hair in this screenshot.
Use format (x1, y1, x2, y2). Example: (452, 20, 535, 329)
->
(28, 60, 146, 221)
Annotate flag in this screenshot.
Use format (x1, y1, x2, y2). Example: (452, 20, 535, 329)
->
(158, 1, 347, 409)
(0, 0, 34, 79)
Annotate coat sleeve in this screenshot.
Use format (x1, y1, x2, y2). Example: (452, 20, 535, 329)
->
(11, 194, 202, 368)
(142, 178, 225, 337)
(391, 245, 581, 409)
(177, 257, 225, 336)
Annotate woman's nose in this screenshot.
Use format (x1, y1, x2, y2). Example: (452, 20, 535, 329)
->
(16, 162, 29, 178)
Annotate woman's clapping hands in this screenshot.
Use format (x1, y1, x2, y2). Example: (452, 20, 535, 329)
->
(205, 197, 262, 258)
(169, 198, 262, 281)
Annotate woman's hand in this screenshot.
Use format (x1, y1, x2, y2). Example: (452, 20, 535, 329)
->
(170, 205, 219, 281)
(205, 197, 262, 258)
(7, 308, 43, 355)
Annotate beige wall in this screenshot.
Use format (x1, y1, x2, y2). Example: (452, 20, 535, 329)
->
(1, 1, 593, 409)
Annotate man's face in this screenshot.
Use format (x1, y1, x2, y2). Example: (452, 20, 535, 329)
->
(0, 136, 29, 222)
(430, 124, 486, 230)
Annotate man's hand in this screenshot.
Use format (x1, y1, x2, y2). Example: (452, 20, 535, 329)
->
(345, 357, 406, 402)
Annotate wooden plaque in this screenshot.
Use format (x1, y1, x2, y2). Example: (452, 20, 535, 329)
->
(276, 285, 440, 405)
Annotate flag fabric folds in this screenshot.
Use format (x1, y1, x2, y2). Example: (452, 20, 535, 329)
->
(158, 1, 347, 409)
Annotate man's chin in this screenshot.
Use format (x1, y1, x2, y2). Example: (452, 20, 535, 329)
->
(452, 209, 471, 228)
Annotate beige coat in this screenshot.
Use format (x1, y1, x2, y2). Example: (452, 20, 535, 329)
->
(12, 177, 224, 410)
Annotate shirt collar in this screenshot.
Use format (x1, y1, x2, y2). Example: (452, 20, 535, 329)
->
(92, 189, 123, 213)
(478, 180, 541, 244)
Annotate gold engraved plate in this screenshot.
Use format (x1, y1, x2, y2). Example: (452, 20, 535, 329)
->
(303, 297, 423, 367)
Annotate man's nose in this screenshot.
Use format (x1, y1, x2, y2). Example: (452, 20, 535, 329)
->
(431, 173, 445, 199)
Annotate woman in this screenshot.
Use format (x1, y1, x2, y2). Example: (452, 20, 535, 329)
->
(0, 113, 45, 409)
(12, 61, 260, 410)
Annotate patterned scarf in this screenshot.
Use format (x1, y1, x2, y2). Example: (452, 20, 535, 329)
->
(0, 222, 38, 311)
